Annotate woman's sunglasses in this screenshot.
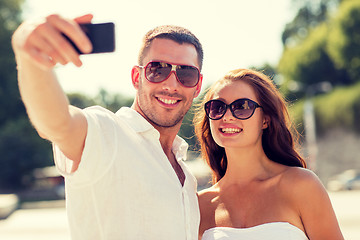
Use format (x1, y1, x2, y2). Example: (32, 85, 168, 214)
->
(139, 61, 201, 88)
(205, 98, 262, 120)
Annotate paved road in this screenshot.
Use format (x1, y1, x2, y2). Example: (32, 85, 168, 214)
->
(330, 190, 360, 239)
(0, 191, 359, 239)
(0, 207, 70, 240)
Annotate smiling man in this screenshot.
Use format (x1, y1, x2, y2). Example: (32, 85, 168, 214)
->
(12, 14, 203, 240)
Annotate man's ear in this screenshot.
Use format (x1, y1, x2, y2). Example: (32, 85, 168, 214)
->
(131, 66, 141, 90)
(194, 74, 203, 98)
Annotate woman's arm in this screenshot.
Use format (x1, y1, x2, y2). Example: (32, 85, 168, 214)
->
(291, 168, 344, 240)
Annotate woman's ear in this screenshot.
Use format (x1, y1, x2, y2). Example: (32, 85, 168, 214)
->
(262, 116, 270, 129)
(131, 66, 141, 90)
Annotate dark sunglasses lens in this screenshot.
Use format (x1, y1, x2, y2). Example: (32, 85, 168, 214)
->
(145, 62, 171, 82)
(205, 100, 227, 120)
(176, 66, 199, 87)
(231, 99, 256, 119)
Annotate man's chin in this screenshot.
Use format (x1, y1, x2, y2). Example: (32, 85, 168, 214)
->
(151, 118, 182, 128)
(148, 113, 184, 128)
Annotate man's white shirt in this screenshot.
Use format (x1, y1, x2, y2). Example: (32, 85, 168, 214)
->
(54, 106, 200, 240)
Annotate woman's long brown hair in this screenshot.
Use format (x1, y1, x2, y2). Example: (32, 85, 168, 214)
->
(194, 69, 306, 183)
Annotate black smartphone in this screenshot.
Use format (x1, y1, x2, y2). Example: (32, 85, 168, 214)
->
(63, 22, 115, 54)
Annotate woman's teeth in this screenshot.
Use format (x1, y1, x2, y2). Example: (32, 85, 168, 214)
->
(221, 128, 241, 133)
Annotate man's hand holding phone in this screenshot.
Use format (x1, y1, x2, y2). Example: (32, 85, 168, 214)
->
(12, 14, 115, 70)
(63, 22, 115, 55)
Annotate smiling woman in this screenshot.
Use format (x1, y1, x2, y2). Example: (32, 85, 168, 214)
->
(23, 0, 294, 98)
(194, 68, 344, 240)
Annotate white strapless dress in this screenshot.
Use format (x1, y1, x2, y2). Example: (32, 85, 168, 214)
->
(201, 222, 309, 240)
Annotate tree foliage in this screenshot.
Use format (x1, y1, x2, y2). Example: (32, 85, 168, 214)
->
(0, 0, 50, 190)
(278, 0, 358, 98)
(0, 117, 52, 190)
(278, 23, 343, 98)
(0, 0, 25, 126)
(282, 0, 342, 47)
(327, 0, 360, 82)
(93, 89, 133, 112)
(289, 82, 360, 136)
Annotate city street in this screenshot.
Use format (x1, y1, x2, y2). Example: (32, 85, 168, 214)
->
(0, 191, 359, 239)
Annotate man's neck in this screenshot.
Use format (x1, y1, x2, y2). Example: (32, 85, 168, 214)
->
(157, 127, 185, 186)
(157, 126, 179, 156)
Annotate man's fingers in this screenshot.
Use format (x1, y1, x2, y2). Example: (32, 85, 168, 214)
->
(29, 33, 68, 65)
(74, 14, 93, 24)
(26, 47, 56, 69)
(12, 14, 94, 69)
(46, 14, 92, 55)
(36, 21, 82, 66)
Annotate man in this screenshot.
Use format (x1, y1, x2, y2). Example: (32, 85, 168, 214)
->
(12, 14, 203, 239)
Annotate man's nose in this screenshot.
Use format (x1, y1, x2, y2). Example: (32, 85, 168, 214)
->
(162, 71, 180, 91)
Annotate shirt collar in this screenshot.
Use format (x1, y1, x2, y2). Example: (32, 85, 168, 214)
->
(116, 107, 189, 161)
(172, 135, 189, 161)
(116, 107, 154, 133)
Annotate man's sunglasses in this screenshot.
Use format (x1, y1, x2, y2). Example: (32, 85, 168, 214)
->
(205, 98, 262, 120)
(139, 61, 201, 88)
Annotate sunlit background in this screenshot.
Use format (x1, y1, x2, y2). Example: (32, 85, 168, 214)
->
(1, 0, 360, 239)
(22, 0, 295, 97)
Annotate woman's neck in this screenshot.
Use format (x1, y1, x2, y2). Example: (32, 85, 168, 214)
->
(219, 145, 282, 186)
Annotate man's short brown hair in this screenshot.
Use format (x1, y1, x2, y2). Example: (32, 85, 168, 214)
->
(138, 25, 203, 70)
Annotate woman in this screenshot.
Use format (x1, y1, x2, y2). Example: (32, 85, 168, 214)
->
(194, 69, 343, 240)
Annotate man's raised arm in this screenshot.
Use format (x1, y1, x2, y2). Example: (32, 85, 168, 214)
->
(12, 14, 93, 167)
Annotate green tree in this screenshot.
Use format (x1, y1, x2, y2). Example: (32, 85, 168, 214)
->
(327, 0, 360, 83)
(0, 0, 25, 125)
(289, 82, 360, 136)
(0, 117, 52, 190)
(278, 23, 341, 98)
(282, 0, 342, 47)
(179, 104, 199, 152)
(93, 88, 133, 112)
(68, 93, 97, 109)
(278, 0, 358, 99)
(0, 0, 54, 190)
(251, 63, 279, 86)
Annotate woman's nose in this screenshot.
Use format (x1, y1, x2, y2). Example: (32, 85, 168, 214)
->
(222, 108, 235, 121)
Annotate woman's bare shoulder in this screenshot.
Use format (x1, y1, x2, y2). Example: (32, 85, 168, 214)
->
(280, 167, 323, 188)
(198, 184, 219, 202)
(279, 168, 343, 239)
(279, 167, 330, 206)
